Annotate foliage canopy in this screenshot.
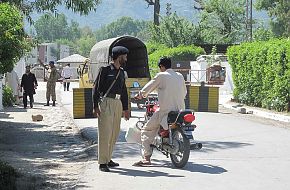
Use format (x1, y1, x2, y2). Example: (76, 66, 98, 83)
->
(0, 3, 32, 74)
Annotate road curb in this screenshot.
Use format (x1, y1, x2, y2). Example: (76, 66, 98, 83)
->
(222, 103, 290, 123)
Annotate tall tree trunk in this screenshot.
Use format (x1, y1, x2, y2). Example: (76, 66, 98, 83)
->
(154, 0, 160, 25)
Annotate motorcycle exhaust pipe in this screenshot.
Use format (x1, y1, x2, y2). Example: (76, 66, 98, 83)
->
(191, 143, 202, 150)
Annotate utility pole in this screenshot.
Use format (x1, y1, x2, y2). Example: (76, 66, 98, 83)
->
(250, 0, 253, 41)
(145, 0, 160, 25)
(246, 0, 253, 41)
(166, 3, 172, 16)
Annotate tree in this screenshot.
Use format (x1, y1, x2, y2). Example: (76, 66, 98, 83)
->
(68, 21, 81, 41)
(253, 27, 275, 41)
(0, 3, 32, 74)
(34, 13, 81, 42)
(194, 0, 246, 43)
(255, 0, 290, 37)
(55, 26, 96, 57)
(80, 26, 94, 38)
(2, 0, 101, 23)
(76, 36, 96, 57)
(95, 17, 149, 42)
(149, 13, 202, 47)
(145, 0, 160, 25)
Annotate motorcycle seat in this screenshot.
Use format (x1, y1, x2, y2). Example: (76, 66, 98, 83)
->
(167, 109, 194, 123)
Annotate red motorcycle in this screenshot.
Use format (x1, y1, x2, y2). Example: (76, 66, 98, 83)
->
(135, 95, 202, 168)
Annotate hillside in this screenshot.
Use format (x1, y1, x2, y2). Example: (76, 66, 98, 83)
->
(30, 0, 269, 30)
(57, 0, 197, 29)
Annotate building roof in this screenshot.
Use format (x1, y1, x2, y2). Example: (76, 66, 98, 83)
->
(57, 54, 87, 63)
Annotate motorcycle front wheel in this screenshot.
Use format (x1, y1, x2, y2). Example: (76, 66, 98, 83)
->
(170, 127, 190, 168)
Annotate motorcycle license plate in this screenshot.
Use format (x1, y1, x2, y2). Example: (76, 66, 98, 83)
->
(184, 124, 196, 131)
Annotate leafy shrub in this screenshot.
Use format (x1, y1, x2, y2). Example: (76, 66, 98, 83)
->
(228, 38, 290, 112)
(146, 42, 167, 55)
(3, 85, 15, 107)
(149, 45, 205, 67)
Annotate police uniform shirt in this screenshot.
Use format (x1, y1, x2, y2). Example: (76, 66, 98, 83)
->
(93, 64, 128, 110)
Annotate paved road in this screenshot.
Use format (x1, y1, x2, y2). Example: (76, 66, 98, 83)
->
(56, 82, 290, 190)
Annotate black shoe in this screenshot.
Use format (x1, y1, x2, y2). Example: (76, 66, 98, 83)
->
(52, 101, 56, 106)
(44, 101, 49, 106)
(99, 164, 110, 172)
(30, 103, 33, 108)
(108, 160, 119, 167)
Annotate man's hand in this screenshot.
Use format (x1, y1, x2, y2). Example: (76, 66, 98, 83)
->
(123, 110, 130, 121)
(134, 91, 142, 100)
(93, 107, 101, 118)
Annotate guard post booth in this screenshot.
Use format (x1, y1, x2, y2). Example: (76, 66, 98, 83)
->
(73, 36, 150, 118)
(186, 55, 227, 113)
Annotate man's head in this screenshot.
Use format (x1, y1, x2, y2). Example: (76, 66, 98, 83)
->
(111, 46, 129, 65)
(49, 61, 55, 68)
(158, 57, 171, 72)
(25, 65, 31, 73)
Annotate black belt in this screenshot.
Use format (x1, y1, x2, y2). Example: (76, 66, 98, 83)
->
(106, 93, 121, 100)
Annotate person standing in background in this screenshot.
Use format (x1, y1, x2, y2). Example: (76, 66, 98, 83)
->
(20, 66, 38, 108)
(61, 63, 72, 91)
(44, 61, 58, 106)
(5, 69, 20, 105)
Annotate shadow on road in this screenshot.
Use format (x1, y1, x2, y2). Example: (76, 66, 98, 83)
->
(1, 106, 28, 113)
(195, 140, 253, 152)
(0, 120, 88, 188)
(0, 112, 13, 119)
(110, 167, 185, 177)
(182, 162, 227, 174)
(108, 159, 226, 177)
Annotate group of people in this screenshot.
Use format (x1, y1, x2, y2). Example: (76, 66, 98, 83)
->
(6, 45, 186, 173)
(93, 46, 187, 172)
(6, 61, 72, 108)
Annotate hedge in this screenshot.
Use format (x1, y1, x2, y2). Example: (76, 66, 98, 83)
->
(148, 45, 205, 76)
(227, 38, 290, 112)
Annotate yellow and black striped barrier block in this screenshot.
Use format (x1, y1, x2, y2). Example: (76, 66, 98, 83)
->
(186, 85, 219, 112)
(73, 88, 94, 119)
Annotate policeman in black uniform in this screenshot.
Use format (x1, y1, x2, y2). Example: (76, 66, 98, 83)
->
(93, 46, 130, 172)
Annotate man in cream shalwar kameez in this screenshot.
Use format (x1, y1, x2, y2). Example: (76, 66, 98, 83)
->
(134, 57, 187, 166)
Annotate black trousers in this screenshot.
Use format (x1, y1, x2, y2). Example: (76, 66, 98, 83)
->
(63, 77, 70, 91)
(23, 92, 34, 108)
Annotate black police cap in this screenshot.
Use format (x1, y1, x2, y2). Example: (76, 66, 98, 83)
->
(112, 46, 129, 59)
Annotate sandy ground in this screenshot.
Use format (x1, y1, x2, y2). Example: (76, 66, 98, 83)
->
(0, 82, 95, 189)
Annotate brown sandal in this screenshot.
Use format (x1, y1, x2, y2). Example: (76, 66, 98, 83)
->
(132, 160, 151, 167)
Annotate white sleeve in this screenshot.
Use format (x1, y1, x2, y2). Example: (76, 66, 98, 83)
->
(140, 73, 162, 97)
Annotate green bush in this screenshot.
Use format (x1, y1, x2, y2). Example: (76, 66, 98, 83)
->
(228, 38, 290, 112)
(146, 42, 167, 55)
(3, 85, 15, 107)
(148, 45, 205, 76)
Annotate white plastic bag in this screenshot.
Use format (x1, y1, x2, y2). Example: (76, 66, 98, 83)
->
(125, 121, 143, 144)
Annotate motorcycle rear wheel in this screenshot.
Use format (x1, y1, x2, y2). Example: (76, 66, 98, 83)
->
(170, 127, 190, 168)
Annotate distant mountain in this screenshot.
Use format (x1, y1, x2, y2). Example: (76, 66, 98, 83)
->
(29, 0, 269, 31)
(55, 0, 198, 29)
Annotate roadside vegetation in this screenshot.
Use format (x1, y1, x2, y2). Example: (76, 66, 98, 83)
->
(1, 0, 289, 105)
(228, 39, 290, 112)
